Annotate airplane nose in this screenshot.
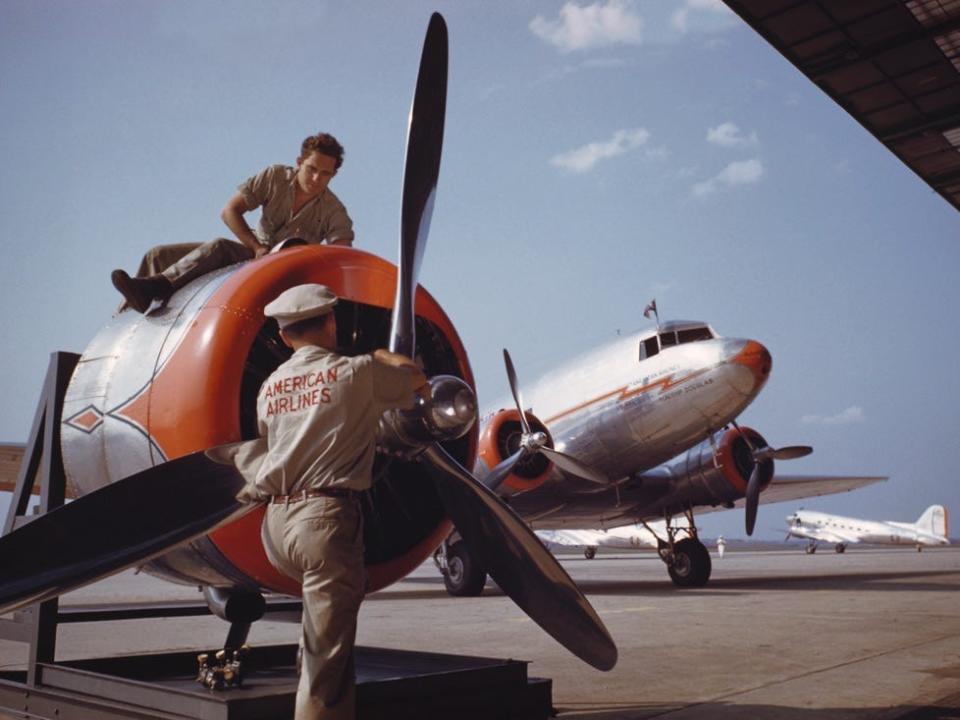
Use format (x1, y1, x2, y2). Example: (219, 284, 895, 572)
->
(731, 340, 771, 390)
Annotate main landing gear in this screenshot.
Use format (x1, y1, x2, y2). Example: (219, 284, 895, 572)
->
(804, 540, 817, 554)
(434, 534, 488, 596)
(646, 508, 712, 588)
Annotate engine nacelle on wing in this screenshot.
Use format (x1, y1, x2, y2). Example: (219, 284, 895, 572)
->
(658, 426, 773, 510)
(60, 245, 477, 595)
(476, 408, 553, 494)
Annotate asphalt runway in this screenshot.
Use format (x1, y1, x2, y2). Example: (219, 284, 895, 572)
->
(2, 546, 958, 719)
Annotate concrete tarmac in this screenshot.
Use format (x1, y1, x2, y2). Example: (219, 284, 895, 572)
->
(2, 546, 958, 719)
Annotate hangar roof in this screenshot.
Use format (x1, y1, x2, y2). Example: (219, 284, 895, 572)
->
(723, 0, 960, 213)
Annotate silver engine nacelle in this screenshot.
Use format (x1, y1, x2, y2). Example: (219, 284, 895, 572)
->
(378, 374, 478, 457)
(657, 426, 773, 511)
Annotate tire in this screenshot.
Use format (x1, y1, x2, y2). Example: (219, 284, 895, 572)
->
(805, 545, 816, 554)
(584, 547, 597, 560)
(442, 542, 487, 596)
(667, 538, 712, 588)
(835, 544, 846, 554)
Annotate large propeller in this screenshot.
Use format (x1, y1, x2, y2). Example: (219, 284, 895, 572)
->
(484, 349, 608, 491)
(383, 13, 616, 671)
(734, 422, 812, 536)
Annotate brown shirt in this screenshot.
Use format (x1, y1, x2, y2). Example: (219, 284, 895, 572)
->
(251, 346, 415, 495)
(239, 165, 354, 247)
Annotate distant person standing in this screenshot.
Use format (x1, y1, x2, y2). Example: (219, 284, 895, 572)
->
(111, 133, 355, 313)
(236, 284, 426, 719)
(716, 535, 726, 559)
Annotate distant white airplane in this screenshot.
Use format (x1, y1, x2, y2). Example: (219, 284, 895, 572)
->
(785, 505, 950, 554)
(536, 523, 731, 560)
(536, 523, 662, 559)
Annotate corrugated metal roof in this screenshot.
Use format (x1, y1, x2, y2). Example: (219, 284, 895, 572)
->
(724, 0, 960, 212)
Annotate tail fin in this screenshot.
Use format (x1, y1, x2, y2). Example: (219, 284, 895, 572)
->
(915, 505, 948, 539)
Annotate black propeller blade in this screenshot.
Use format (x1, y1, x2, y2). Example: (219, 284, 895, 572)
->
(735, 423, 812, 536)
(423, 445, 617, 671)
(386, 15, 617, 670)
(0, 444, 257, 615)
(389, 12, 447, 358)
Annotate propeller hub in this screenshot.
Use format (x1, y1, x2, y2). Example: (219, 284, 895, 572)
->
(523, 431, 548, 452)
(422, 374, 477, 440)
(377, 375, 477, 455)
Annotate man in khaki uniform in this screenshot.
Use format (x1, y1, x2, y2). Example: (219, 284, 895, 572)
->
(240, 283, 425, 720)
(111, 133, 354, 312)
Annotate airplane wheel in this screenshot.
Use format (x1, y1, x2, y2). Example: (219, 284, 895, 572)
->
(835, 544, 845, 554)
(584, 547, 597, 560)
(668, 538, 712, 588)
(805, 545, 816, 554)
(443, 541, 487, 596)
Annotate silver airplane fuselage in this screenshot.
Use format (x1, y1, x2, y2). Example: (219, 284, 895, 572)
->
(493, 321, 771, 525)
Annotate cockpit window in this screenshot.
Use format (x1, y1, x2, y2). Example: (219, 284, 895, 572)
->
(640, 324, 715, 361)
(642, 337, 659, 359)
(677, 327, 714, 344)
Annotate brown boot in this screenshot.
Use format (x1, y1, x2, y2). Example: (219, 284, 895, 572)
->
(111, 270, 173, 313)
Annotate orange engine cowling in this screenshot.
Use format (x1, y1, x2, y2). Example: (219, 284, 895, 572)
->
(60, 245, 477, 595)
(476, 408, 553, 494)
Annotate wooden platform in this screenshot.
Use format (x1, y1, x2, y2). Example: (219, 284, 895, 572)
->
(0, 643, 552, 719)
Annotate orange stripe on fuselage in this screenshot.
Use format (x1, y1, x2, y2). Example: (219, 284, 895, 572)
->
(544, 367, 711, 424)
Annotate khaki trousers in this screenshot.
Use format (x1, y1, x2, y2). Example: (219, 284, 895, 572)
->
(263, 496, 365, 720)
(136, 238, 254, 289)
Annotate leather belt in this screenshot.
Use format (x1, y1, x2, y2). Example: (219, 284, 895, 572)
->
(269, 487, 356, 504)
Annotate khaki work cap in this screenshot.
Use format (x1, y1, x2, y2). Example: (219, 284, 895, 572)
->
(264, 284, 338, 328)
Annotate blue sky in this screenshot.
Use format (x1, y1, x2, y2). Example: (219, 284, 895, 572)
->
(2, 1, 958, 541)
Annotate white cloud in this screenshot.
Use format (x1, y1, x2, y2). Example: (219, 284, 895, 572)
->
(800, 406, 865, 426)
(706, 122, 758, 148)
(530, 0, 643, 53)
(671, 0, 735, 34)
(550, 128, 651, 173)
(691, 158, 763, 196)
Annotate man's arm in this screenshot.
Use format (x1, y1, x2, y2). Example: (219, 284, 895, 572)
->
(222, 193, 268, 257)
(373, 349, 428, 398)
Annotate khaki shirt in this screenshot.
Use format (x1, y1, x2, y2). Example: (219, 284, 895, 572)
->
(251, 346, 415, 496)
(239, 165, 355, 247)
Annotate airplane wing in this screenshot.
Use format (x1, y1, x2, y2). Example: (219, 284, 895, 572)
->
(711, 474, 887, 513)
(536, 527, 658, 550)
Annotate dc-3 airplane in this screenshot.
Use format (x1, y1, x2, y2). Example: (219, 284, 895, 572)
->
(0, 13, 883, 675)
(429, 313, 885, 595)
(786, 505, 950, 554)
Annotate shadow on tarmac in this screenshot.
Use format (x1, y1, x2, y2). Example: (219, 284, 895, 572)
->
(380, 569, 959, 601)
(551, 696, 960, 719)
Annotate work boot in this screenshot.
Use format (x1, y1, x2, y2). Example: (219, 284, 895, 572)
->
(111, 270, 173, 313)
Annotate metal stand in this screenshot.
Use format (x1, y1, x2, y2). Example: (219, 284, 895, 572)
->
(0, 351, 79, 685)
